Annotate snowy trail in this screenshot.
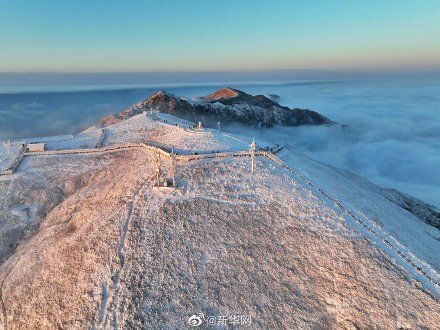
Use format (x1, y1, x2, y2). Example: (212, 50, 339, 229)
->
(97, 180, 147, 328)
(97, 169, 165, 329)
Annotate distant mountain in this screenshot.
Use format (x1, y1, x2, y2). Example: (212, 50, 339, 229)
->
(99, 88, 334, 127)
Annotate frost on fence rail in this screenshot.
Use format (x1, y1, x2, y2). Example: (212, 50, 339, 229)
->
(5, 140, 283, 176)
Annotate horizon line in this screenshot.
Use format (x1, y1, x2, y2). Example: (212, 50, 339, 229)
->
(2, 67, 440, 75)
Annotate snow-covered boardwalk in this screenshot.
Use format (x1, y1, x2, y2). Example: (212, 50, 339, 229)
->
(20, 141, 283, 168)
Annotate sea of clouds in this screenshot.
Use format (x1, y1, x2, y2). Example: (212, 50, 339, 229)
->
(0, 78, 439, 207)
(227, 79, 440, 207)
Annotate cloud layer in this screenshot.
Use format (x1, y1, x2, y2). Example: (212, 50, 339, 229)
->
(0, 79, 439, 207)
(227, 80, 440, 207)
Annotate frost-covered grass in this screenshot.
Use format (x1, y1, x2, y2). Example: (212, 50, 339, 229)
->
(103, 114, 159, 145)
(119, 156, 440, 328)
(0, 110, 439, 329)
(277, 149, 440, 293)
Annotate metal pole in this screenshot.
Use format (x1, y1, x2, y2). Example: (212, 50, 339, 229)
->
(249, 138, 256, 174)
(155, 151, 161, 186)
(171, 148, 176, 187)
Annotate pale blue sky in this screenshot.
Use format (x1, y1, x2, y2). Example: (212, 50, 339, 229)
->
(1, 0, 440, 72)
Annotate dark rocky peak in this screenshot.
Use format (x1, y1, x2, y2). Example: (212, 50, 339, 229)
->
(144, 90, 177, 105)
(143, 91, 191, 113)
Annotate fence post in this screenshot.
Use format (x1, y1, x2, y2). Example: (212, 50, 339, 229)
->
(249, 138, 256, 174)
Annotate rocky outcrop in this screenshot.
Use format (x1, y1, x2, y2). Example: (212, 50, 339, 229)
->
(382, 189, 440, 230)
(144, 90, 193, 113)
(98, 88, 334, 127)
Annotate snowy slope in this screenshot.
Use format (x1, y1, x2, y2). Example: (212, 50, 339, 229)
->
(0, 112, 439, 328)
(277, 150, 440, 290)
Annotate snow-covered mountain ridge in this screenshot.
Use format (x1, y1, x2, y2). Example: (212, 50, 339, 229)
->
(0, 112, 438, 328)
(99, 88, 333, 127)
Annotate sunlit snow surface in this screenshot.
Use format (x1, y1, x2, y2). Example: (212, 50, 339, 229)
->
(0, 112, 439, 327)
(2, 113, 439, 280)
(101, 114, 272, 152)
